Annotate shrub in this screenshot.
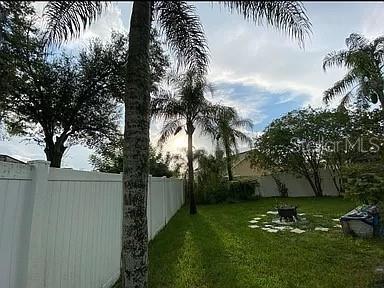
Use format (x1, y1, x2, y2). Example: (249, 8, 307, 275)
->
(196, 179, 228, 204)
(342, 163, 384, 205)
(196, 178, 259, 204)
(227, 179, 259, 202)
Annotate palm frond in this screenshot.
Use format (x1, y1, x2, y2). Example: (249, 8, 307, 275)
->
(158, 118, 184, 145)
(43, 1, 106, 45)
(151, 90, 182, 121)
(345, 33, 369, 50)
(338, 90, 353, 110)
(322, 50, 349, 71)
(233, 129, 252, 146)
(232, 118, 253, 130)
(323, 70, 358, 104)
(154, 1, 209, 74)
(217, 1, 311, 47)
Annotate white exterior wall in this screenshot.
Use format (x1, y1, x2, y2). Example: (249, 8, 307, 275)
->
(0, 161, 184, 288)
(256, 169, 340, 197)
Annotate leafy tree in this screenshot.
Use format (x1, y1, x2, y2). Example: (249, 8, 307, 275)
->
(0, 1, 36, 105)
(208, 107, 253, 181)
(1, 37, 120, 167)
(101, 29, 169, 100)
(323, 33, 384, 109)
(90, 137, 178, 177)
(252, 108, 384, 197)
(151, 69, 222, 215)
(252, 108, 327, 197)
(43, 1, 311, 285)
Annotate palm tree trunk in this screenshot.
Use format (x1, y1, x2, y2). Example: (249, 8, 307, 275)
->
(121, 1, 151, 287)
(224, 143, 233, 181)
(187, 123, 197, 215)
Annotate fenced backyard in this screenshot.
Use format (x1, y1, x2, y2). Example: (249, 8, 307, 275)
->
(148, 198, 384, 288)
(0, 160, 184, 288)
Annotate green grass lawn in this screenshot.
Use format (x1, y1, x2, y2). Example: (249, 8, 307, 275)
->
(148, 197, 384, 288)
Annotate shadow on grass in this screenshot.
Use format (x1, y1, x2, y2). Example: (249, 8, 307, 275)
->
(148, 208, 249, 288)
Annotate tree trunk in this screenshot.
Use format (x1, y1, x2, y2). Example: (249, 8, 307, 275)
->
(44, 141, 66, 168)
(187, 122, 197, 215)
(121, 2, 151, 288)
(313, 172, 323, 197)
(224, 143, 233, 181)
(304, 172, 323, 197)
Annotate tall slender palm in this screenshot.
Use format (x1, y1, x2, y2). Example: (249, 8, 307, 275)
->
(323, 33, 384, 109)
(209, 108, 253, 181)
(151, 69, 221, 215)
(43, 2, 311, 287)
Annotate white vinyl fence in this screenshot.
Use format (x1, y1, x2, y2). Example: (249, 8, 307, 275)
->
(255, 169, 340, 197)
(0, 160, 184, 288)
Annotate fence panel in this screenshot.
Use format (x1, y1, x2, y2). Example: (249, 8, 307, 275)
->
(0, 163, 33, 288)
(0, 161, 184, 288)
(257, 169, 340, 197)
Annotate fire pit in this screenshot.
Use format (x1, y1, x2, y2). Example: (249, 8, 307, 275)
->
(277, 206, 298, 222)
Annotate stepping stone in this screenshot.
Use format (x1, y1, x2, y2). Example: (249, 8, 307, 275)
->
(258, 214, 267, 217)
(298, 213, 306, 216)
(273, 226, 286, 231)
(248, 225, 259, 229)
(261, 227, 278, 233)
(267, 211, 278, 215)
(375, 266, 384, 274)
(332, 218, 340, 222)
(264, 224, 273, 227)
(262, 222, 268, 224)
(249, 220, 259, 224)
(272, 219, 295, 225)
(315, 227, 329, 232)
(313, 215, 324, 218)
(291, 228, 306, 234)
(253, 217, 262, 220)
(333, 224, 342, 228)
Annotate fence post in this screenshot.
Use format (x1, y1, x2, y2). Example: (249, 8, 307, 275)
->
(26, 160, 50, 288)
(162, 176, 167, 225)
(147, 175, 152, 241)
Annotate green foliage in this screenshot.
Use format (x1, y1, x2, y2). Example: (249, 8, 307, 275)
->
(206, 107, 253, 180)
(97, 29, 169, 98)
(0, 1, 36, 105)
(90, 137, 179, 177)
(252, 107, 384, 197)
(196, 150, 258, 204)
(1, 31, 120, 166)
(323, 33, 384, 108)
(227, 179, 259, 202)
(195, 150, 227, 204)
(252, 108, 328, 197)
(342, 163, 384, 205)
(43, 1, 106, 45)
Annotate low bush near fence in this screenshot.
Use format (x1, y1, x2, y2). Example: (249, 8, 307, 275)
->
(197, 178, 259, 204)
(343, 163, 384, 204)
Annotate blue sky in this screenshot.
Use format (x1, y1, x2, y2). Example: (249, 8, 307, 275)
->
(1, 1, 384, 170)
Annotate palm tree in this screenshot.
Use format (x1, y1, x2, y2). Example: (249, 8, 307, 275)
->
(43, 2, 311, 287)
(208, 108, 253, 181)
(151, 69, 222, 215)
(323, 33, 384, 109)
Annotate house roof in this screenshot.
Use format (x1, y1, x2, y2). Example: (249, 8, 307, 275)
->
(0, 154, 26, 164)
